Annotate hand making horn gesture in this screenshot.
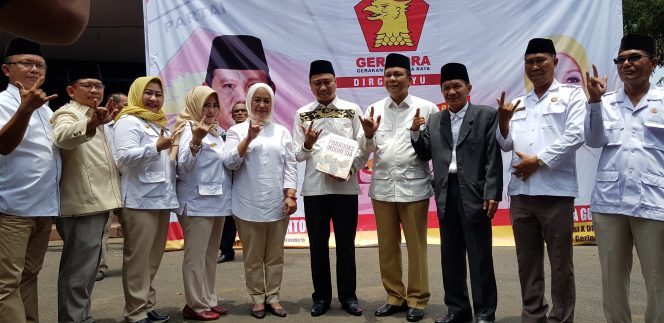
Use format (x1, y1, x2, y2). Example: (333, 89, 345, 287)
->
(359, 106, 381, 139)
(410, 107, 425, 131)
(156, 128, 173, 152)
(301, 120, 323, 150)
(246, 120, 261, 142)
(16, 76, 58, 113)
(89, 99, 117, 127)
(496, 91, 521, 138)
(585, 64, 608, 103)
(190, 120, 212, 143)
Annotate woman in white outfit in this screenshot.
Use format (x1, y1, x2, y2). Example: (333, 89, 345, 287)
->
(223, 83, 297, 319)
(171, 86, 232, 321)
(113, 76, 178, 323)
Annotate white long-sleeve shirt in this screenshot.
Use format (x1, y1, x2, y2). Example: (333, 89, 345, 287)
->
(175, 123, 232, 217)
(361, 94, 435, 202)
(223, 121, 297, 222)
(0, 84, 61, 217)
(292, 97, 369, 196)
(497, 80, 585, 197)
(114, 115, 179, 210)
(585, 85, 664, 221)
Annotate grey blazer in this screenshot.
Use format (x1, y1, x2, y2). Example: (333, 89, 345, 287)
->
(411, 104, 503, 222)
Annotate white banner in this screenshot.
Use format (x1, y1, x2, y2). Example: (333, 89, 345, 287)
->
(144, 0, 623, 248)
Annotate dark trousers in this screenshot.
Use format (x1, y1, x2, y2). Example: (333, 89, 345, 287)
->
(510, 195, 575, 323)
(219, 216, 236, 257)
(304, 194, 358, 304)
(440, 175, 497, 320)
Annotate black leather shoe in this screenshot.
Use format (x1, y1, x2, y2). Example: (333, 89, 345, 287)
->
(147, 310, 170, 322)
(250, 308, 266, 319)
(134, 320, 150, 323)
(217, 254, 234, 263)
(374, 303, 407, 317)
(406, 307, 425, 322)
(341, 300, 363, 316)
(434, 312, 473, 323)
(310, 301, 330, 317)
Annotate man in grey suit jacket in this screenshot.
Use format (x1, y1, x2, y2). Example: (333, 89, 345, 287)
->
(411, 63, 502, 323)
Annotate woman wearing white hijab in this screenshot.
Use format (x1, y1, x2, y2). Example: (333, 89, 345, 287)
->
(172, 86, 231, 321)
(223, 83, 297, 319)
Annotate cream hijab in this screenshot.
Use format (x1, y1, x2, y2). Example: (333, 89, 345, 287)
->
(169, 86, 220, 160)
(245, 82, 274, 126)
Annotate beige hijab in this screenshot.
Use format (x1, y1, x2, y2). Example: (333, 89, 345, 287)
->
(169, 86, 220, 160)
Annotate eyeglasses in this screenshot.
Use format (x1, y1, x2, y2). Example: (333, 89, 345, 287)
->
(75, 82, 105, 90)
(6, 61, 47, 70)
(613, 54, 652, 64)
(232, 109, 248, 113)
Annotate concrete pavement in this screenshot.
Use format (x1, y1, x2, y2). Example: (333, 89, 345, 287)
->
(36, 242, 647, 322)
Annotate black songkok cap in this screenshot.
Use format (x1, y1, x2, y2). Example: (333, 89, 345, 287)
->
(309, 60, 335, 78)
(205, 35, 270, 84)
(385, 53, 410, 71)
(67, 62, 102, 84)
(525, 38, 556, 55)
(440, 63, 469, 84)
(620, 34, 657, 55)
(4, 37, 44, 58)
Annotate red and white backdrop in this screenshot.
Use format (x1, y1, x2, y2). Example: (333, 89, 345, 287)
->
(142, 0, 624, 250)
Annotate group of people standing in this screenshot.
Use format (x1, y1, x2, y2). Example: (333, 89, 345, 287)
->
(0, 32, 662, 323)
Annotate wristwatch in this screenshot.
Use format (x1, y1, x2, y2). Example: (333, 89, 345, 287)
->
(189, 142, 203, 151)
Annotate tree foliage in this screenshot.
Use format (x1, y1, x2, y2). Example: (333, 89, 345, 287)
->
(622, 0, 664, 66)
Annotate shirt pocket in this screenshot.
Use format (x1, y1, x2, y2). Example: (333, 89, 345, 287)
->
(334, 119, 353, 135)
(197, 150, 225, 196)
(591, 170, 620, 205)
(643, 121, 664, 151)
(510, 110, 528, 133)
(604, 121, 624, 146)
(640, 172, 664, 210)
(375, 122, 394, 146)
(541, 103, 566, 133)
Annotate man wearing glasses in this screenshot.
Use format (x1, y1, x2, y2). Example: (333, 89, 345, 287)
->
(585, 34, 664, 323)
(50, 62, 122, 323)
(496, 38, 585, 323)
(0, 37, 59, 323)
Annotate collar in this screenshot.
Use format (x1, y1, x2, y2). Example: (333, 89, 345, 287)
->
(314, 96, 339, 110)
(614, 83, 662, 104)
(527, 79, 561, 102)
(387, 94, 412, 109)
(449, 102, 469, 119)
(69, 100, 95, 116)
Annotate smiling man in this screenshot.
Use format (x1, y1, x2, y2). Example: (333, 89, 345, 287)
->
(50, 62, 122, 323)
(411, 63, 502, 323)
(0, 37, 60, 323)
(359, 53, 437, 322)
(585, 34, 664, 323)
(292, 60, 368, 317)
(496, 38, 586, 323)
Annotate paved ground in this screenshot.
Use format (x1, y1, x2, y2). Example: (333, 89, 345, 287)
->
(37, 241, 647, 322)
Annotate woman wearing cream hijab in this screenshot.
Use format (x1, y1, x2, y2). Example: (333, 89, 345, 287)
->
(172, 86, 231, 320)
(223, 83, 297, 319)
(114, 76, 178, 323)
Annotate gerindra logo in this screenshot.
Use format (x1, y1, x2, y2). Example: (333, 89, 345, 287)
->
(355, 0, 429, 52)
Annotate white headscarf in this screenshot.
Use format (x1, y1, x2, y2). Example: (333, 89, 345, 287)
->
(245, 82, 274, 125)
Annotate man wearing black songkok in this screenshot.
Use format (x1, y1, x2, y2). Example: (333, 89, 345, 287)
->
(0, 37, 59, 323)
(412, 63, 501, 323)
(359, 53, 438, 322)
(293, 60, 368, 317)
(204, 35, 273, 130)
(585, 33, 664, 323)
(496, 38, 586, 323)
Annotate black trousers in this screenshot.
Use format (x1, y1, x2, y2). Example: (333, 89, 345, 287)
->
(440, 175, 497, 320)
(219, 216, 236, 257)
(304, 194, 359, 304)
